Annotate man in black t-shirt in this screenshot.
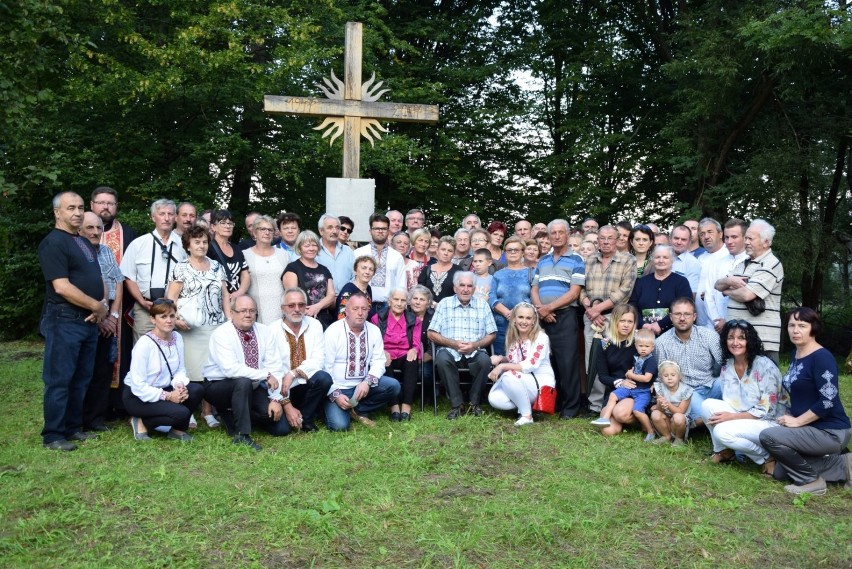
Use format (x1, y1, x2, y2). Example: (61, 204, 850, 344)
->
(38, 192, 107, 451)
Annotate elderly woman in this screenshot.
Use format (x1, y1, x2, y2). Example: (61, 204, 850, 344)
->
(245, 215, 291, 324)
(417, 235, 459, 305)
(488, 236, 532, 356)
(408, 284, 435, 403)
(486, 221, 508, 263)
(488, 303, 555, 426)
(760, 308, 852, 495)
(595, 304, 644, 437)
(124, 299, 203, 441)
(629, 224, 656, 279)
(167, 224, 230, 428)
(629, 245, 692, 335)
(372, 288, 422, 421)
(284, 230, 336, 329)
(700, 320, 782, 469)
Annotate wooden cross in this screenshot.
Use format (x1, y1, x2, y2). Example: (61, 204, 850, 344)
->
(264, 22, 440, 179)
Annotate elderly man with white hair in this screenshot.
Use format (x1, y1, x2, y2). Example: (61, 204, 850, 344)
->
(715, 218, 784, 363)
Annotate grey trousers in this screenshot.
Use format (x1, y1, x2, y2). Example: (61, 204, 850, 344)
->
(759, 425, 851, 485)
(435, 348, 491, 408)
(584, 313, 610, 412)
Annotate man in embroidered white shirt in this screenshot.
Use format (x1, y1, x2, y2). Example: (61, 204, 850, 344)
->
(353, 213, 406, 311)
(202, 296, 284, 450)
(268, 288, 333, 433)
(323, 293, 401, 431)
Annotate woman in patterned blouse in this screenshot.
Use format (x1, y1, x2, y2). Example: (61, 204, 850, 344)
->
(700, 320, 782, 470)
(487, 303, 555, 426)
(759, 308, 851, 495)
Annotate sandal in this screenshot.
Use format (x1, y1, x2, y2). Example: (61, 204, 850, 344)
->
(710, 449, 735, 464)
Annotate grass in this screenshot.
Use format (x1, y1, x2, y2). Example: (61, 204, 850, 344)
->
(0, 339, 850, 568)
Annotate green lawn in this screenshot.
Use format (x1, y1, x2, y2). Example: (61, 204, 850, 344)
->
(0, 340, 850, 568)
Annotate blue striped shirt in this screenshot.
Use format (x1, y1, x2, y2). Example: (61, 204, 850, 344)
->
(533, 251, 586, 305)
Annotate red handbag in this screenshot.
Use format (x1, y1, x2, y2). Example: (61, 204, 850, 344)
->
(531, 373, 557, 414)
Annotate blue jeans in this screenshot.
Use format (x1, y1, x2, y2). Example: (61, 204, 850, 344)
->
(40, 304, 99, 443)
(324, 376, 401, 431)
(688, 379, 722, 423)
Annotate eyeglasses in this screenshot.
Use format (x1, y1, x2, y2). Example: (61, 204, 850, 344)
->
(153, 298, 175, 306)
(339, 226, 352, 233)
(284, 302, 307, 309)
(633, 224, 650, 231)
(233, 308, 258, 315)
(93, 200, 117, 207)
(728, 319, 750, 328)
(215, 221, 235, 227)
(256, 227, 274, 233)
(371, 226, 389, 232)
(505, 248, 523, 253)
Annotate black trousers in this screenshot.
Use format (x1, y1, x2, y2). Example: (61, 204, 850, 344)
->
(543, 306, 581, 418)
(390, 356, 420, 406)
(204, 377, 271, 436)
(122, 383, 204, 431)
(83, 334, 114, 429)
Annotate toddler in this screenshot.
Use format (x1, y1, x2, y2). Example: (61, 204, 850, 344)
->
(591, 329, 658, 440)
(649, 360, 693, 446)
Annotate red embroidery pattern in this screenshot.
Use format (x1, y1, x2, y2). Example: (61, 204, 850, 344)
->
(236, 325, 259, 369)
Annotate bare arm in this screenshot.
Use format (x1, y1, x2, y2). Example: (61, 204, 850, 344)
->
(52, 278, 107, 322)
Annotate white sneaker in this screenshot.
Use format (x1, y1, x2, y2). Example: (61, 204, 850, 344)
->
(204, 414, 221, 428)
(188, 414, 198, 429)
(590, 417, 611, 426)
(514, 416, 534, 426)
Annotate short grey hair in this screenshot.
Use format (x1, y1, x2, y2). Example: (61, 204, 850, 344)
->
(653, 244, 674, 259)
(463, 213, 481, 225)
(698, 217, 722, 231)
(453, 271, 475, 287)
(252, 214, 275, 232)
(749, 218, 775, 245)
(388, 288, 409, 301)
(547, 219, 570, 233)
(230, 294, 257, 312)
(295, 230, 321, 253)
(410, 228, 431, 244)
(281, 287, 308, 304)
(408, 284, 433, 305)
(150, 199, 177, 216)
(453, 228, 470, 239)
(317, 213, 338, 231)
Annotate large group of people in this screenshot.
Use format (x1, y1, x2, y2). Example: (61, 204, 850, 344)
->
(36, 189, 851, 496)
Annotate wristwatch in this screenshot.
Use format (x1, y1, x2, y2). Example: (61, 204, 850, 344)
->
(110, 311, 120, 319)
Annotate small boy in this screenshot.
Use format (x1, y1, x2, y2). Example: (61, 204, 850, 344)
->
(471, 248, 493, 302)
(649, 360, 693, 446)
(591, 329, 658, 441)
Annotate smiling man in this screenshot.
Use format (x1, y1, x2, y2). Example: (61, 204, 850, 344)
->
(428, 271, 497, 419)
(38, 192, 108, 450)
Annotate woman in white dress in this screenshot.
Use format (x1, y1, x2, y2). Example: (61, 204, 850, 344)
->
(487, 302, 555, 426)
(244, 215, 291, 324)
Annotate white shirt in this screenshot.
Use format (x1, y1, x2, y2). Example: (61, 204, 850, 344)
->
(120, 230, 187, 298)
(202, 321, 283, 401)
(324, 319, 386, 391)
(267, 316, 326, 384)
(695, 246, 729, 327)
(125, 332, 190, 402)
(701, 249, 749, 326)
(673, 251, 701, 293)
(353, 243, 406, 302)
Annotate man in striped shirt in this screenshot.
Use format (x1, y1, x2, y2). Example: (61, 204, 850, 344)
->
(715, 219, 784, 363)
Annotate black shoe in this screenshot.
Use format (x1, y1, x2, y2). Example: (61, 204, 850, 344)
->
(86, 424, 110, 432)
(400, 412, 411, 422)
(44, 440, 77, 451)
(446, 405, 465, 420)
(559, 411, 576, 420)
(301, 421, 319, 433)
(68, 431, 98, 441)
(219, 412, 237, 436)
(390, 411, 402, 422)
(469, 404, 483, 417)
(233, 434, 262, 451)
(167, 431, 193, 442)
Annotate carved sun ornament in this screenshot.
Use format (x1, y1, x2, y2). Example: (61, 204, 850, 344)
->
(312, 71, 390, 147)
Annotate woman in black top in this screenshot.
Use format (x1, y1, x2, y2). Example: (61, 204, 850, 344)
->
(209, 210, 250, 298)
(596, 304, 642, 436)
(283, 230, 336, 329)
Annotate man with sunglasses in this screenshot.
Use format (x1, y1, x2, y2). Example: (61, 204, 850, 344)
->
(337, 216, 356, 248)
(202, 296, 285, 450)
(120, 199, 187, 343)
(267, 288, 333, 433)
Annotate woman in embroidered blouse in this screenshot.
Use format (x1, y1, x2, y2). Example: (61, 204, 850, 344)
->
(167, 225, 230, 427)
(417, 235, 459, 306)
(488, 236, 532, 356)
(700, 320, 782, 469)
(629, 224, 655, 279)
(759, 308, 851, 495)
(629, 245, 692, 335)
(405, 228, 434, 291)
(283, 230, 336, 329)
(123, 299, 203, 441)
(371, 288, 422, 421)
(596, 304, 643, 437)
(245, 215, 291, 325)
(336, 255, 375, 319)
(488, 303, 554, 426)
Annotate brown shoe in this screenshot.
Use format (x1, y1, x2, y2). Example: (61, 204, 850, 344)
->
(710, 449, 735, 464)
(350, 409, 376, 428)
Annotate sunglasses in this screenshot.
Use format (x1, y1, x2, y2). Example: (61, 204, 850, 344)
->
(339, 226, 352, 233)
(153, 298, 175, 306)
